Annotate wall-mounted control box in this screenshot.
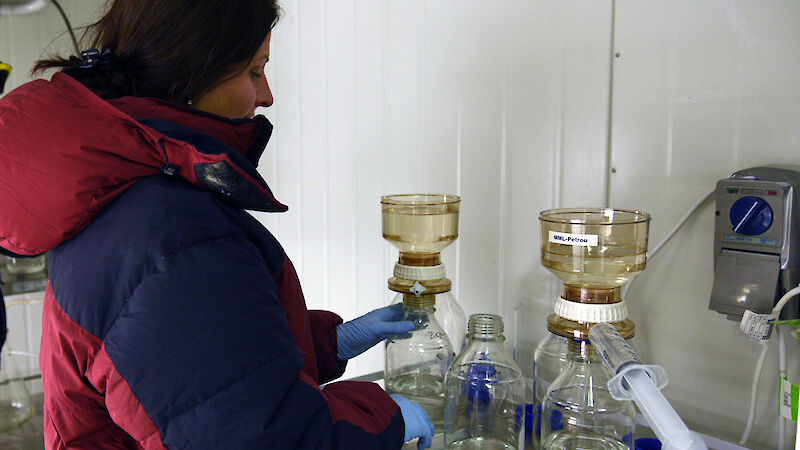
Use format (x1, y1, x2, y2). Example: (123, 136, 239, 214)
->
(710, 166, 800, 321)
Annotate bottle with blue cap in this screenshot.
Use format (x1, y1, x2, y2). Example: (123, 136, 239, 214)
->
(443, 313, 526, 449)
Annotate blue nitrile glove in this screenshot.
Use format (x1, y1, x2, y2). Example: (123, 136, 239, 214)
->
(337, 304, 414, 360)
(390, 394, 435, 449)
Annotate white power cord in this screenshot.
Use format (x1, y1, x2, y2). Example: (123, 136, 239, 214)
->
(622, 187, 716, 300)
(739, 286, 800, 447)
(739, 340, 770, 446)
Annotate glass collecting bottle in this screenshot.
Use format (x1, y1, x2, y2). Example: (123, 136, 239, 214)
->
(0, 347, 34, 431)
(444, 314, 526, 449)
(385, 294, 455, 431)
(532, 331, 569, 448)
(539, 339, 635, 450)
(391, 290, 467, 354)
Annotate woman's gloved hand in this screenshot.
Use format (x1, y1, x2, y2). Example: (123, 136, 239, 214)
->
(337, 304, 414, 360)
(390, 394, 435, 449)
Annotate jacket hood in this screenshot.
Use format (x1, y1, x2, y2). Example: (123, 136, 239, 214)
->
(0, 72, 286, 257)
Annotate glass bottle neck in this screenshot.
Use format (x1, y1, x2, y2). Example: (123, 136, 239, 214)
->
(402, 293, 436, 309)
(467, 334, 505, 343)
(566, 339, 601, 363)
(404, 305, 436, 314)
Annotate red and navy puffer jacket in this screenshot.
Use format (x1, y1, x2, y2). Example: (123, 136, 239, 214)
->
(0, 73, 404, 449)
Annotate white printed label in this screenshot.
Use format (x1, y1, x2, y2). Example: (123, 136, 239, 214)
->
(549, 231, 598, 247)
(740, 309, 775, 344)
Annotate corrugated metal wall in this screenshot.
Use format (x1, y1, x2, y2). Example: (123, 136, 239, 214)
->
(2, 1, 799, 447)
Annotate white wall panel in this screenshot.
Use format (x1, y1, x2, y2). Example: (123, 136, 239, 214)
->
(611, 1, 800, 447)
(263, 1, 613, 382)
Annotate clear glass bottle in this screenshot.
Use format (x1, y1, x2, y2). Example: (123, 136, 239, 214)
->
(444, 314, 526, 449)
(0, 348, 33, 431)
(532, 332, 569, 448)
(6, 254, 46, 275)
(540, 340, 635, 450)
(385, 294, 455, 431)
(391, 290, 466, 354)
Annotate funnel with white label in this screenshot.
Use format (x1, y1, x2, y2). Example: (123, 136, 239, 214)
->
(539, 208, 650, 340)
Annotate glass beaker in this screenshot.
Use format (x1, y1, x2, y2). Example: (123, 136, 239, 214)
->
(444, 314, 526, 449)
(0, 348, 34, 431)
(540, 340, 635, 450)
(6, 254, 46, 275)
(385, 295, 455, 431)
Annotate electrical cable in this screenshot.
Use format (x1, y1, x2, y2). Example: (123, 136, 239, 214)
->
(50, 0, 80, 55)
(739, 340, 770, 446)
(739, 286, 800, 447)
(621, 187, 716, 299)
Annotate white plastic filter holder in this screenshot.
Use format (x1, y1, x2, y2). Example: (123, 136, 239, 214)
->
(553, 297, 629, 323)
(393, 263, 446, 281)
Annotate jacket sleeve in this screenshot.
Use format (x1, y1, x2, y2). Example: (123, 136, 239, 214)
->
(91, 234, 405, 450)
(307, 310, 347, 383)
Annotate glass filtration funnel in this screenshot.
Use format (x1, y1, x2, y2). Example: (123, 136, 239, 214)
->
(539, 208, 650, 341)
(382, 194, 465, 432)
(382, 194, 460, 264)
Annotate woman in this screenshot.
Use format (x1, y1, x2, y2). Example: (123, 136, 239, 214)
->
(0, 1, 434, 448)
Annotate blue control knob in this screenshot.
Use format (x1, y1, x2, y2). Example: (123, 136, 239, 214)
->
(729, 196, 773, 235)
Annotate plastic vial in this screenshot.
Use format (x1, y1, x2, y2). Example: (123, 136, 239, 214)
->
(385, 295, 455, 431)
(444, 314, 526, 449)
(540, 340, 635, 450)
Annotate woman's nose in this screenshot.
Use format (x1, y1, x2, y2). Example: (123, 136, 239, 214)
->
(257, 75, 274, 108)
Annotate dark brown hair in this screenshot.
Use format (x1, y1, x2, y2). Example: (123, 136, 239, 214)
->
(33, 0, 280, 104)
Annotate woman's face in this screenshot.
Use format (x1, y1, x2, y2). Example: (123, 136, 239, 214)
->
(193, 33, 273, 119)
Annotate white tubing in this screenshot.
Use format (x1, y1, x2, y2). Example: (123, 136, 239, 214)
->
(740, 340, 770, 446)
(622, 188, 715, 299)
(738, 286, 800, 447)
(0, 0, 48, 15)
(773, 287, 800, 317)
(649, 188, 716, 262)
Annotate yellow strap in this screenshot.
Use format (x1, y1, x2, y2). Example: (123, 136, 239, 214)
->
(0, 62, 11, 74)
